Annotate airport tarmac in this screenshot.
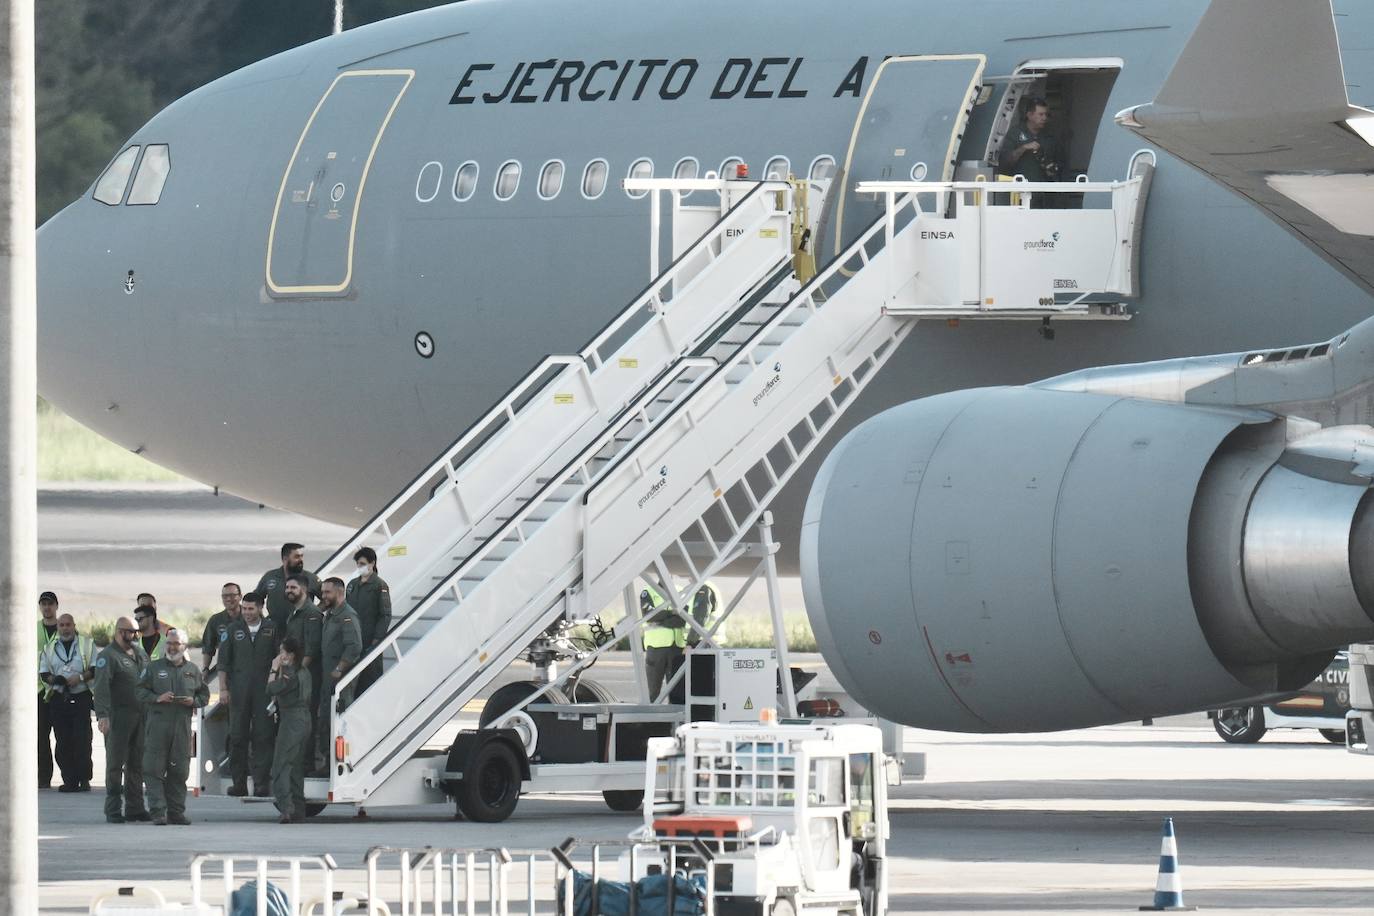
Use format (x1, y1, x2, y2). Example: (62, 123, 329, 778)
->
(34, 487, 1374, 913)
(38, 716, 1374, 914)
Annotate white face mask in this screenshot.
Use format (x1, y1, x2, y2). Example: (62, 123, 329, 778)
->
(356, 564, 371, 578)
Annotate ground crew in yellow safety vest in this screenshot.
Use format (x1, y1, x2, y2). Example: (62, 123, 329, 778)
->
(642, 586, 686, 700)
(37, 591, 60, 789)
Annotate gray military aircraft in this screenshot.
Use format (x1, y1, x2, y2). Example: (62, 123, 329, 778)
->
(34, 0, 1374, 731)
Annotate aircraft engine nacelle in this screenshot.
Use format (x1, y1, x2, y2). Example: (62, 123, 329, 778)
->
(800, 386, 1374, 732)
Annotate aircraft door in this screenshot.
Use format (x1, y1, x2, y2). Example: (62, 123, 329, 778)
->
(266, 69, 414, 297)
(828, 55, 985, 258)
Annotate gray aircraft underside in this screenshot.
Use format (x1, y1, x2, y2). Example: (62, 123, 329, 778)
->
(36, 0, 1374, 561)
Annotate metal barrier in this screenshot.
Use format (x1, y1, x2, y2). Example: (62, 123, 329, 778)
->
(189, 854, 340, 916)
(365, 846, 566, 916)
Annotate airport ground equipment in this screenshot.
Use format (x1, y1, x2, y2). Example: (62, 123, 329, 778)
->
(194, 148, 1155, 816)
(1345, 643, 1374, 752)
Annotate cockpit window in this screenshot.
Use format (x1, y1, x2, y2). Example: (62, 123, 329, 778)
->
(93, 146, 140, 206)
(126, 144, 171, 205)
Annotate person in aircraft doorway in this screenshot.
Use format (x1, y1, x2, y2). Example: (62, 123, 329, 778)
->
(998, 96, 1064, 208)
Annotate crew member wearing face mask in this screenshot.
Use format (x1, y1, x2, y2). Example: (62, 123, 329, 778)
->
(345, 547, 391, 698)
(93, 615, 151, 823)
(256, 542, 322, 626)
(136, 629, 209, 825)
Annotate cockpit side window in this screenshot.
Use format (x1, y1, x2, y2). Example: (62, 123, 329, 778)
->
(126, 144, 171, 205)
(93, 146, 140, 206)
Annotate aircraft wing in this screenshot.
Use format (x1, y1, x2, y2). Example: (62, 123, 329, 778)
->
(1116, 0, 1374, 297)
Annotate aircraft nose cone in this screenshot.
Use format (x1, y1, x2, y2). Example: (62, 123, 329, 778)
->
(37, 202, 133, 432)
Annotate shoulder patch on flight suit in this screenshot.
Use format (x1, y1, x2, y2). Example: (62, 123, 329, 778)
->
(95, 656, 107, 668)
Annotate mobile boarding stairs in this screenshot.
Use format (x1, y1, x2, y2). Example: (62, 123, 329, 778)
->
(195, 155, 1152, 819)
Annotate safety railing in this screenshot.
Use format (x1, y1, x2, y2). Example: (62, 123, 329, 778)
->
(189, 853, 341, 916)
(315, 180, 792, 593)
(366, 845, 557, 916)
(332, 359, 719, 785)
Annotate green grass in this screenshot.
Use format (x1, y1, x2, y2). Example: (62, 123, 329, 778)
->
(38, 399, 184, 483)
(723, 614, 818, 653)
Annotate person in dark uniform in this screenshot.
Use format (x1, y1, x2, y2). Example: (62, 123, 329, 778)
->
(345, 547, 391, 697)
(93, 615, 151, 823)
(999, 96, 1063, 206)
(37, 591, 60, 789)
(315, 578, 362, 773)
(256, 543, 322, 626)
(200, 582, 242, 674)
(137, 629, 209, 825)
(282, 574, 323, 758)
(267, 637, 312, 823)
(218, 591, 279, 797)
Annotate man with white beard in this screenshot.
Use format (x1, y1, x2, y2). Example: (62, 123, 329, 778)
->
(136, 629, 209, 824)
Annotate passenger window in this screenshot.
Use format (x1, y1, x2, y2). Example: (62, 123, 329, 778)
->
(625, 158, 653, 198)
(494, 160, 521, 200)
(719, 156, 745, 179)
(415, 161, 443, 203)
(581, 159, 609, 199)
(808, 155, 836, 182)
(673, 157, 700, 181)
(764, 156, 790, 180)
(452, 161, 479, 202)
(127, 144, 171, 205)
(93, 146, 141, 206)
(538, 160, 565, 200)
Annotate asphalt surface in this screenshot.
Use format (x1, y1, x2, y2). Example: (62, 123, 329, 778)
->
(34, 487, 1374, 913)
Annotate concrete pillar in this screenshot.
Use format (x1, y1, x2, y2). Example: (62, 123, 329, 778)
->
(0, 0, 36, 911)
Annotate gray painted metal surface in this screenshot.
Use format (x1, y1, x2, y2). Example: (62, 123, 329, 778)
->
(32, 0, 1374, 566)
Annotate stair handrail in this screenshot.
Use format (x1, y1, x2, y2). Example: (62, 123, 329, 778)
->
(333, 357, 721, 753)
(317, 181, 790, 580)
(586, 192, 924, 494)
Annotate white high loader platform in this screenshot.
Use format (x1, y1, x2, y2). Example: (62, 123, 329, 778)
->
(195, 145, 1152, 820)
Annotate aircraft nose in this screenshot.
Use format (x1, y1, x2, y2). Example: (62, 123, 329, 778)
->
(37, 202, 136, 436)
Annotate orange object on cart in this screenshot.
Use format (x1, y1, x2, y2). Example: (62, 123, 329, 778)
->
(653, 814, 753, 839)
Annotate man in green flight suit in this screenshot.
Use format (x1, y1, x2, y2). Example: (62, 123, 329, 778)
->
(93, 614, 151, 823)
(315, 577, 362, 773)
(256, 543, 322, 627)
(200, 582, 242, 674)
(345, 547, 391, 697)
(267, 636, 312, 823)
(137, 629, 209, 825)
(282, 573, 323, 758)
(218, 591, 279, 797)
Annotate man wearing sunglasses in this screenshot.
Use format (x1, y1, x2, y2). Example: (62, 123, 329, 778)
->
(93, 615, 152, 823)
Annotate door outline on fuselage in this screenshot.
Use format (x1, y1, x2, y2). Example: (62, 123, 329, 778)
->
(831, 54, 987, 259)
(265, 68, 415, 297)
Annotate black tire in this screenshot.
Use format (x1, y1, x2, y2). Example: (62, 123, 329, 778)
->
(456, 739, 522, 823)
(479, 680, 567, 729)
(602, 789, 644, 812)
(1213, 706, 1266, 743)
(304, 803, 327, 817)
(1320, 728, 1347, 745)
(569, 677, 617, 704)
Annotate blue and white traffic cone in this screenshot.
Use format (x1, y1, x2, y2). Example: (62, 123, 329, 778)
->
(1140, 817, 1198, 911)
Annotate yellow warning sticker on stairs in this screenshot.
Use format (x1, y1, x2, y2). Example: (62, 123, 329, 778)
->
(744, 697, 754, 710)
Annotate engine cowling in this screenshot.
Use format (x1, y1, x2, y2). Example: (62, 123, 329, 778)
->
(800, 386, 1374, 732)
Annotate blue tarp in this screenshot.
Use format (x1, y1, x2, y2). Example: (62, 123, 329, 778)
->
(558, 869, 708, 916)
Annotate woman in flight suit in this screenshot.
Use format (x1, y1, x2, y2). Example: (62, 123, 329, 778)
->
(266, 637, 312, 823)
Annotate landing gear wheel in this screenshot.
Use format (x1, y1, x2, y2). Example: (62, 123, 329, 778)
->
(1213, 706, 1266, 743)
(602, 789, 644, 812)
(770, 898, 797, 916)
(568, 677, 617, 704)
(480, 680, 568, 729)
(456, 740, 522, 823)
(1320, 728, 1347, 745)
(304, 803, 327, 817)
